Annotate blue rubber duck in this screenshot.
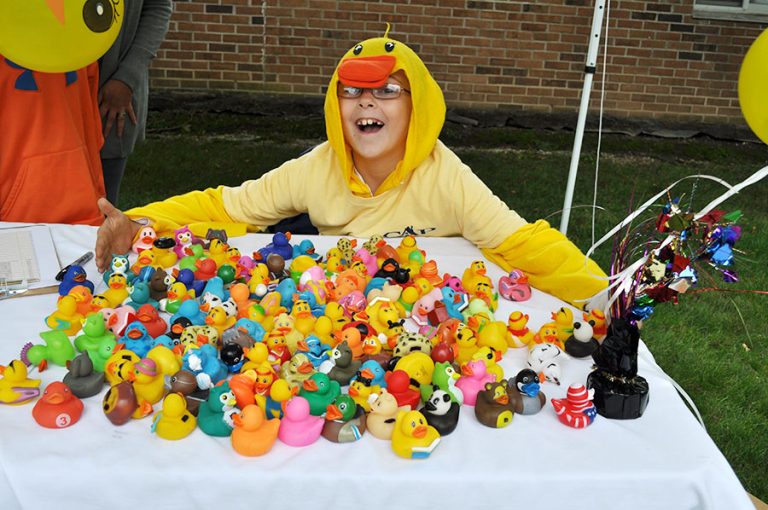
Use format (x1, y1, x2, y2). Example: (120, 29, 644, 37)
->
(170, 300, 207, 327)
(351, 360, 387, 389)
(126, 281, 158, 310)
(182, 344, 228, 389)
(276, 278, 298, 311)
(202, 276, 228, 302)
(58, 265, 94, 296)
(292, 239, 320, 261)
(296, 334, 331, 369)
(120, 322, 153, 358)
(256, 232, 294, 261)
(440, 286, 468, 321)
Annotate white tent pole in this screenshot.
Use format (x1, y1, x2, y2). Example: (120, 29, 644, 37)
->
(559, 0, 608, 235)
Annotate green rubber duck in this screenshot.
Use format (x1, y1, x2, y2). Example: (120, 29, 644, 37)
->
(198, 382, 237, 437)
(299, 372, 341, 416)
(420, 361, 463, 404)
(21, 330, 75, 369)
(179, 244, 205, 272)
(74, 312, 116, 353)
(321, 393, 366, 443)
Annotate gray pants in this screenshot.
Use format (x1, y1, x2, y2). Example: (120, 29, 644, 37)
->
(101, 157, 128, 206)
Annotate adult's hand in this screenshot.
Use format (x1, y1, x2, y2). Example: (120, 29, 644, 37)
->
(99, 79, 137, 137)
(96, 198, 141, 272)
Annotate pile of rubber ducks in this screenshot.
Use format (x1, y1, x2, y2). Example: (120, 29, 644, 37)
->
(5, 227, 605, 458)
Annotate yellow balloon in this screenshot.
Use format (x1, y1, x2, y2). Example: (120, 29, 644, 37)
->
(0, 0, 123, 73)
(739, 28, 768, 145)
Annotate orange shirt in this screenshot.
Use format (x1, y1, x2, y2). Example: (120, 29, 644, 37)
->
(0, 56, 105, 225)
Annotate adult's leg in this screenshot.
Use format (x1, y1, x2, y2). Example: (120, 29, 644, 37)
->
(101, 157, 128, 206)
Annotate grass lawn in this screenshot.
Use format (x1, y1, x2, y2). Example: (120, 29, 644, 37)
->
(124, 108, 767, 500)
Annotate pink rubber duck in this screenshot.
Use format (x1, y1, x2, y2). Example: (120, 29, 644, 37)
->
(455, 359, 496, 406)
(354, 248, 379, 278)
(277, 396, 324, 447)
(132, 227, 158, 254)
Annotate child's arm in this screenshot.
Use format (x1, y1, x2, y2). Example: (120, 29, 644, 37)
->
(448, 156, 607, 307)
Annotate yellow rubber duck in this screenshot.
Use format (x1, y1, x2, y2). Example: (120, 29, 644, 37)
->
(151, 242, 178, 269)
(128, 358, 166, 418)
(412, 277, 435, 299)
(290, 299, 317, 336)
(152, 393, 197, 440)
(395, 235, 421, 265)
(551, 307, 575, 343)
(506, 311, 536, 348)
(130, 249, 157, 276)
(272, 313, 304, 353)
(0, 359, 41, 405)
(240, 343, 269, 373)
(394, 352, 435, 387)
(105, 349, 141, 386)
(205, 305, 237, 337)
(348, 374, 380, 413)
(476, 320, 509, 355)
(207, 238, 230, 268)
(279, 353, 315, 389)
(461, 259, 492, 290)
(392, 409, 441, 459)
(103, 273, 130, 308)
(46, 295, 84, 336)
(454, 326, 480, 366)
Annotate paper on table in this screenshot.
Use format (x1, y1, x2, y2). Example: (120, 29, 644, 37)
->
(0, 225, 60, 290)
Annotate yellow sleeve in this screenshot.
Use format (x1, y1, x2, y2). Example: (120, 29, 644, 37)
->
(125, 186, 254, 239)
(481, 219, 608, 307)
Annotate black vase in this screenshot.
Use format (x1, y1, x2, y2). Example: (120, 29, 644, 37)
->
(586, 318, 650, 419)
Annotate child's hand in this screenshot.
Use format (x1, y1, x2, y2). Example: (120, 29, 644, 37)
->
(95, 198, 141, 273)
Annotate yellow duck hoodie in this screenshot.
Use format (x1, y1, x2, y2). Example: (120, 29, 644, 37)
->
(126, 36, 607, 305)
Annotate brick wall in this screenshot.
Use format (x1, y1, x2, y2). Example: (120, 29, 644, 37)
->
(150, 0, 767, 125)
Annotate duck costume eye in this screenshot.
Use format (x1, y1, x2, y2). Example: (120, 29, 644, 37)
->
(384, 41, 395, 52)
(353, 44, 363, 55)
(0, 0, 124, 72)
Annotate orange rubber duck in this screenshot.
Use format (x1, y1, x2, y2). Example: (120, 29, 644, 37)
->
(231, 404, 280, 456)
(32, 382, 83, 428)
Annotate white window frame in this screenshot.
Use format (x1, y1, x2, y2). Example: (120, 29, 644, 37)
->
(693, 0, 768, 22)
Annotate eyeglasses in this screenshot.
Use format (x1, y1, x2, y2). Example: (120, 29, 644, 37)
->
(337, 82, 411, 100)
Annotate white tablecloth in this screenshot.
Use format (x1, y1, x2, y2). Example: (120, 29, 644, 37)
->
(0, 223, 752, 510)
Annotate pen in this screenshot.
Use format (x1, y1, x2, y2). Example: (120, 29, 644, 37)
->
(55, 251, 95, 282)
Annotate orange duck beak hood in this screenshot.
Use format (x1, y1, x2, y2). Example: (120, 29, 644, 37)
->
(324, 32, 446, 197)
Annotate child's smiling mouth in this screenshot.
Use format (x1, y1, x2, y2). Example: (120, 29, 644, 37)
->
(357, 118, 384, 132)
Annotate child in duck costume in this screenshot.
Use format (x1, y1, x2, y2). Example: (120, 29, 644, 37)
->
(96, 30, 606, 309)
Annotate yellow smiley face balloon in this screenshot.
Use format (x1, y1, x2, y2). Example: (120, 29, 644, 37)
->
(739, 28, 768, 145)
(0, 0, 123, 73)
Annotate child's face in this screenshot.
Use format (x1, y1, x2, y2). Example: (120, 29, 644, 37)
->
(338, 72, 412, 168)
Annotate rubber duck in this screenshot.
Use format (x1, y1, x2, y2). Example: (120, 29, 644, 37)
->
(290, 299, 316, 336)
(584, 308, 608, 341)
(134, 303, 166, 339)
(223, 318, 265, 349)
(146, 344, 182, 378)
(67, 284, 97, 316)
(365, 390, 400, 440)
(361, 333, 391, 369)
(352, 359, 388, 389)
(462, 297, 495, 325)
(128, 358, 165, 418)
(231, 404, 280, 456)
(534, 322, 564, 350)
(265, 253, 289, 281)
(324, 251, 346, 275)
(103, 381, 138, 426)
(299, 372, 341, 416)
(171, 300, 208, 327)
(152, 392, 197, 440)
(323, 341, 362, 386)
(58, 264, 94, 296)
(130, 249, 157, 276)
(506, 311, 536, 348)
(289, 254, 317, 283)
(198, 382, 238, 436)
(527, 343, 564, 386)
(179, 324, 219, 351)
(384, 369, 421, 410)
(150, 238, 178, 269)
(508, 369, 547, 415)
(183, 344, 228, 389)
(169, 369, 208, 416)
(104, 349, 141, 386)
(20, 330, 75, 370)
(421, 387, 461, 436)
(103, 273, 130, 308)
(551, 307, 575, 344)
(102, 253, 133, 285)
(63, 353, 104, 398)
(461, 260, 492, 295)
(280, 353, 315, 390)
(205, 305, 237, 337)
(220, 343, 245, 373)
(293, 239, 321, 261)
(347, 370, 380, 412)
(45, 295, 84, 336)
(120, 322, 154, 359)
(270, 312, 304, 353)
(334, 321, 372, 360)
(475, 381, 515, 428)
(552, 384, 597, 429)
(456, 360, 496, 406)
(256, 232, 293, 261)
(173, 226, 204, 259)
(419, 361, 462, 404)
(240, 342, 269, 373)
(104, 306, 138, 337)
(32, 382, 83, 429)
(179, 244, 205, 273)
(148, 268, 170, 302)
(265, 331, 291, 371)
(295, 335, 331, 369)
(206, 238, 231, 267)
(322, 394, 366, 443)
(393, 351, 435, 387)
(132, 226, 158, 253)
(453, 326, 480, 366)
(564, 319, 599, 359)
(354, 247, 378, 277)
(125, 281, 156, 310)
(498, 269, 532, 302)
(278, 396, 324, 446)
(374, 258, 411, 284)
(439, 286, 468, 322)
(74, 312, 114, 352)
(192, 257, 217, 282)
(333, 237, 355, 265)
(228, 283, 254, 319)
(0, 359, 41, 405)
(392, 409, 441, 459)
(471, 346, 505, 382)
(262, 378, 298, 419)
